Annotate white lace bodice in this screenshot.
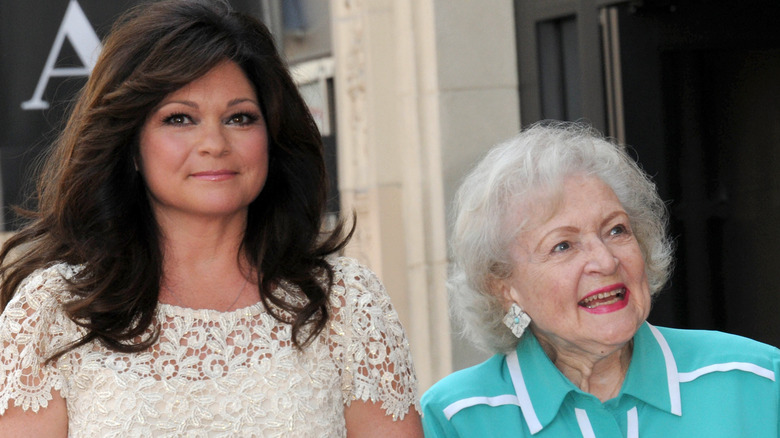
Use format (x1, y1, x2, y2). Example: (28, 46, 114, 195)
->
(0, 257, 419, 437)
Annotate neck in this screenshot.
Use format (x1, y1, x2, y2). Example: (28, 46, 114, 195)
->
(155, 208, 248, 253)
(535, 332, 634, 402)
(155, 209, 258, 310)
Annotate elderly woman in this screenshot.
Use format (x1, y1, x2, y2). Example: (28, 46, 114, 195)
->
(0, 1, 421, 436)
(422, 122, 779, 437)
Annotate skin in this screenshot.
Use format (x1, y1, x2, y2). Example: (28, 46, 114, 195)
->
(345, 402, 423, 437)
(0, 60, 422, 436)
(0, 391, 68, 437)
(498, 174, 652, 401)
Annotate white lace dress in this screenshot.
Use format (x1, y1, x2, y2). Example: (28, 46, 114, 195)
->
(0, 257, 419, 437)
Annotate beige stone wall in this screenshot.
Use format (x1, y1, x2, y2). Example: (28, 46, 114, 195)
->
(330, 0, 521, 391)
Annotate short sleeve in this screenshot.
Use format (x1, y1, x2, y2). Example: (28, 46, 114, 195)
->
(328, 257, 420, 420)
(0, 265, 78, 414)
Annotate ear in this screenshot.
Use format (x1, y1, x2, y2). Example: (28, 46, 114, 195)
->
(491, 278, 522, 309)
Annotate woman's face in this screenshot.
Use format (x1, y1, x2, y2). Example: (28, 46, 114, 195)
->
(499, 174, 651, 358)
(138, 60, 268, 223)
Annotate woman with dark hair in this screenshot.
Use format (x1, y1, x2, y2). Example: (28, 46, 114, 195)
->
(0, 0, 421, 436)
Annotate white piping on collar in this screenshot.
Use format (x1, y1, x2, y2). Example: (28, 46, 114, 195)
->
(574, 406, 639, 438)
(506, 349, 543, 433)
(574, 408, 596, 438)
(647, 323, 682, 416)
(627, 406, 639, 438)
(575, 406, 638, 437)
(679, 361, 776, 382)
(442, 394, 520, 420)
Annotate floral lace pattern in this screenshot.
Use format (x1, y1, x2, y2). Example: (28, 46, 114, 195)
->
(0, 257, 419, 437)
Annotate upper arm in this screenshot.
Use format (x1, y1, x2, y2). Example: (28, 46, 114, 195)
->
(344, 400, 422, 438)
(0, 390, 68, 438)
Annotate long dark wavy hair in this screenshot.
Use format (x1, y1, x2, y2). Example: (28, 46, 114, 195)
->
(0, 0, 351, 358)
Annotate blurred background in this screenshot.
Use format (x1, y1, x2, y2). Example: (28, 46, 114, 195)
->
(1, 0, 779, 391)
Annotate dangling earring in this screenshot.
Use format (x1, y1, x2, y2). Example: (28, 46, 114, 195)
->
(503, 303, 531, 338)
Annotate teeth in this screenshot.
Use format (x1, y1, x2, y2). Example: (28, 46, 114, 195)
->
(579, 288, 625, 308)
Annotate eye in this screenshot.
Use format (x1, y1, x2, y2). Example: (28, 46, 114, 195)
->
(162, 113, 192, 125)
(609, 224, 628, 236)
(552, 241, 571, 253)
(226, 112, 260, 126)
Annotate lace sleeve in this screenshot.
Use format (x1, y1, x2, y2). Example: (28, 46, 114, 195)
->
(329, 257, 420, 420)
(0, 265, 77, 414)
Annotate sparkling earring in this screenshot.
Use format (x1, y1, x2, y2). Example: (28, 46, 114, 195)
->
(503, 303, 531, 338)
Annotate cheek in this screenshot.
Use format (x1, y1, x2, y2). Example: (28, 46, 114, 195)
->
(139, 130, 162, 170)
(537, 278, 570, 310)
(238, 131, 269, 165)
(138, 144, 188, 194)
(140, 150, 179, 181)
(517, 270, 569, 311)
(140, 134, 186, 170)
(249, 142, 269, 168)
(619, 245, 647, 281)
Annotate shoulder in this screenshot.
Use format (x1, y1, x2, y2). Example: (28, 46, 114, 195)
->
(422, 354, 509, 412)
(6, 263, 80, 312)
(0, 263, 81, 358)
(654, 325, 779, 370)
(326, 256, 388, 305)
(324, 256, 406, 338)
(328, 256, 381, 287)
(325, 257, 406, 337)
(421, 354, 521, 437)
(647, 325, 779, 433)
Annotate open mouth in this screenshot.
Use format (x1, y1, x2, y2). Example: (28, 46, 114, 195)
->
(578, 287, 627, 309)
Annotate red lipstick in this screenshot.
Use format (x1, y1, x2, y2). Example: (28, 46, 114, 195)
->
(578, 284, 629, 314)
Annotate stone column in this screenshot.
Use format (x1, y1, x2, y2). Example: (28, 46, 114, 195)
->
(331, 0, 520, 390)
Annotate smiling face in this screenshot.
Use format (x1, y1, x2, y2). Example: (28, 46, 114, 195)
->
(499, 174, 651, 359)
(138, 60, 268, 224)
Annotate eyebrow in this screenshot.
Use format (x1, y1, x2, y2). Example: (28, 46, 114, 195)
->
(227, 97, 259, 107)
(154, 97, 260, 111)
(600, 210, 629, 228)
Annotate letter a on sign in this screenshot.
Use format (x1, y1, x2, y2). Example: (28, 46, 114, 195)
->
(21, 0, 102, 110)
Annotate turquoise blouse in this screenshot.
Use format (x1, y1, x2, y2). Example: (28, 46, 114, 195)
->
(422, 323, 779, 437)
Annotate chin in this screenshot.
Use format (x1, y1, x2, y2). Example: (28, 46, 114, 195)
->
(595, 318, 643, 346)
(196, 200, 252, 215)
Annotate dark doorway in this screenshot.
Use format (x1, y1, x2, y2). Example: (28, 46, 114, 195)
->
(659, 48, 780, 346)
(615, 2, 780, 346)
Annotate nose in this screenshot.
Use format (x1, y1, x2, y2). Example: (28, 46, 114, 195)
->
(198, 123, 230, 156)
(584, 237, 619, 275)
